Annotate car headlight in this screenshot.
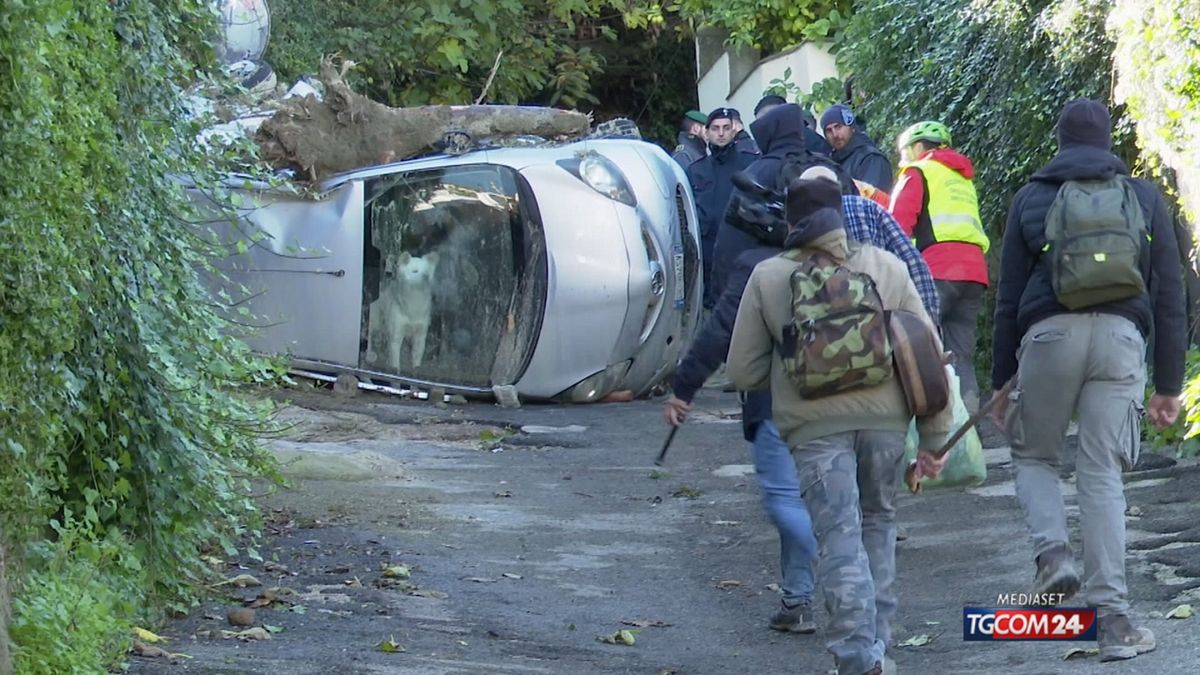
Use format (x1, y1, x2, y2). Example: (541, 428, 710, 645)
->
(562, 360, 632, 403)
(556, 153, 637, 207)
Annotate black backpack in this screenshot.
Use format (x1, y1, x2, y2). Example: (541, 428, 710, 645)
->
(776, 150, 857, 198)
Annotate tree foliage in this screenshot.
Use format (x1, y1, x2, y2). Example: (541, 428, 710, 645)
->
(0, 0, 276, 666)
(266, 0, 693, 144)
(672, 0, 850, 52)
(1110, 1, 1200, 220)
(1110, 1, 1200, 454)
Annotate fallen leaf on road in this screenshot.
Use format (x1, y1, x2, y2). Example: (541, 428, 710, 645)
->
(765, 583, 782, 594)
(672, 486, 703, 499)
(649, 470, 668, 480)
(382, 565, 411, 579)
(377, 636, 406, 653)
(463, 577, 495, 583)
(621, 619, 672, 628)
(374, 577, 415, 591)
(343, 577, 362, 588)
(221, 627, 271, 641)
(131, 640, 192, 661)
(201, 555, 225, 568)
(1167, 604, 1194, 619)
(212, 574, 262, 588)
(494, 490, 513, 498)
(897, 634, 934, 647)
(133, 627, 168, 644)
(290, 605, 307, 614)
(263, 561, 290, 574)
(710, 520, 742, 526)
(598, 629, 639, 646)
(263, 624, 285, 634)
(502, 573, 523, 580)
(408, 589, 449, 599)
(1063, 647, 1099, 660)
(715, 580, 742, 590)
(245, 589, 279, 609)
(457, 640, 468, 646)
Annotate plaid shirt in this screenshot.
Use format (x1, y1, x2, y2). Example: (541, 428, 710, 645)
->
(842, 194, 941, 322)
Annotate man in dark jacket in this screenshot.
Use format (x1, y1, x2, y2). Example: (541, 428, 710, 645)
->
(663, 165, 939, 641)
(712, 103, 824, 296)
(820, 104, 894, 192)
(756, 94, 832, 156)
(991, 99, 1186, 663)
(686, 107, 759, 309)
(672, 110, 708, 167)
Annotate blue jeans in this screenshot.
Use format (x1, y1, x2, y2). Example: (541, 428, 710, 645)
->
(753, 421, 817, 606)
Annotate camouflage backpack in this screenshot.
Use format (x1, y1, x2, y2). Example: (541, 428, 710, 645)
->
(778, 246, 894, 398)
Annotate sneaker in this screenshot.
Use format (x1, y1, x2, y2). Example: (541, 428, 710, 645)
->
(769, 601, 817, 634)
(1030, 544, 1080, 601)
(896, 524, 908, 542)
(1098, 614, 1156, 661)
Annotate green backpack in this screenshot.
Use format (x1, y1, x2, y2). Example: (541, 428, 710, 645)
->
(778, 247, 893, 399)
(1044, 176, 1148, 310)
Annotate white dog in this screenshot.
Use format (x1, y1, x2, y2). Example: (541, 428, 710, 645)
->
(369, 250, 439, 369)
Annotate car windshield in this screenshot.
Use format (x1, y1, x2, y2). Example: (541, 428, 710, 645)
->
(360, 164, 545, 388)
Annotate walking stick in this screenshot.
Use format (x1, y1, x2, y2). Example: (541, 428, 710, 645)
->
(904, 378, 1016, 494)
(655, 425, 680, 466)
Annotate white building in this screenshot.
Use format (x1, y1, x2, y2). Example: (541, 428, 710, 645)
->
(694, 28, 838, 123)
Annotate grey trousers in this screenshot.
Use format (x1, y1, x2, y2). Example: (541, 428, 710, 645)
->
(1006, 313, 1146, 617)
(794, 430, 906, 675)
(936, 280, 985, 413)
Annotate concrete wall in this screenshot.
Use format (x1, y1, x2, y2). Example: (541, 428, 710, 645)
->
(696, 41, 838, 125)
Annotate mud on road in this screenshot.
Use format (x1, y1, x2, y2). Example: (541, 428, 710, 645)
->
(132, 386, 1200, 675)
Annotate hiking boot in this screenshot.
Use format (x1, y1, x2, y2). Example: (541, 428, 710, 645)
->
(1098, 614, 1156, 661)
(769, 600, 817, 634)
(1031, 544, 1080, 601)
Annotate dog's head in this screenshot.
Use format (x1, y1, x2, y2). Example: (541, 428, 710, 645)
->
(393, 251, 439, 284)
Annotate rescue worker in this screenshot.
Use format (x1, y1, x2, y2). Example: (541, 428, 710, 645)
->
(889, 121, 989, 412)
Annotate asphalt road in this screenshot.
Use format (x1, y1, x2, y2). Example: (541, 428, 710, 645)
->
(132, 385, 1200, 675)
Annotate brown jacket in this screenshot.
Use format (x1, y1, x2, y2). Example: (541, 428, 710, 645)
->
(727, 229, 952, 450)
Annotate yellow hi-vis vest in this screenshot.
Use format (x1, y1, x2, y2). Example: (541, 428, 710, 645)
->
(903, 157, 989, 253)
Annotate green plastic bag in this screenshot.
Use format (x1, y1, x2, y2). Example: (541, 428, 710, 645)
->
(903, 366, 986, 489)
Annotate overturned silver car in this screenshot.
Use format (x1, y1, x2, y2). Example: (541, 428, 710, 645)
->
(210, 138, 702, 402)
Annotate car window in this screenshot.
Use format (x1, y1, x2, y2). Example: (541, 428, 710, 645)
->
(361, 165, 532, 387)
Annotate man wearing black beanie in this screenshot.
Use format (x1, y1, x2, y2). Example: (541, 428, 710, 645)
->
(991, 98, 1186, 662)
(728, 176, 951, 675)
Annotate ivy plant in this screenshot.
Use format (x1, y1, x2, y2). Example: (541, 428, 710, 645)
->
(1, 0, 281, 666)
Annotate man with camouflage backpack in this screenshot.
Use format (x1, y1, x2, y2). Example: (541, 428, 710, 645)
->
(991, 99, 1186, 662)
(728, 176, 952, 675)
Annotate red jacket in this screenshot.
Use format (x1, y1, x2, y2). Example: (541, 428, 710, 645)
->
(889, 148, 989, 286)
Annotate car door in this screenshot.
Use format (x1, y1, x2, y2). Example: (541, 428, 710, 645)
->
(360, 164, 547, 389)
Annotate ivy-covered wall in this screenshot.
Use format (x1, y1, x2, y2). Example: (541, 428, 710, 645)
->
(837, 0, 1118, 234)
(0, 1, 275, 670)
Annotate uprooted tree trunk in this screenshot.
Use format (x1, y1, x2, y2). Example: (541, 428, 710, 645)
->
(256, 56, 592, 182)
